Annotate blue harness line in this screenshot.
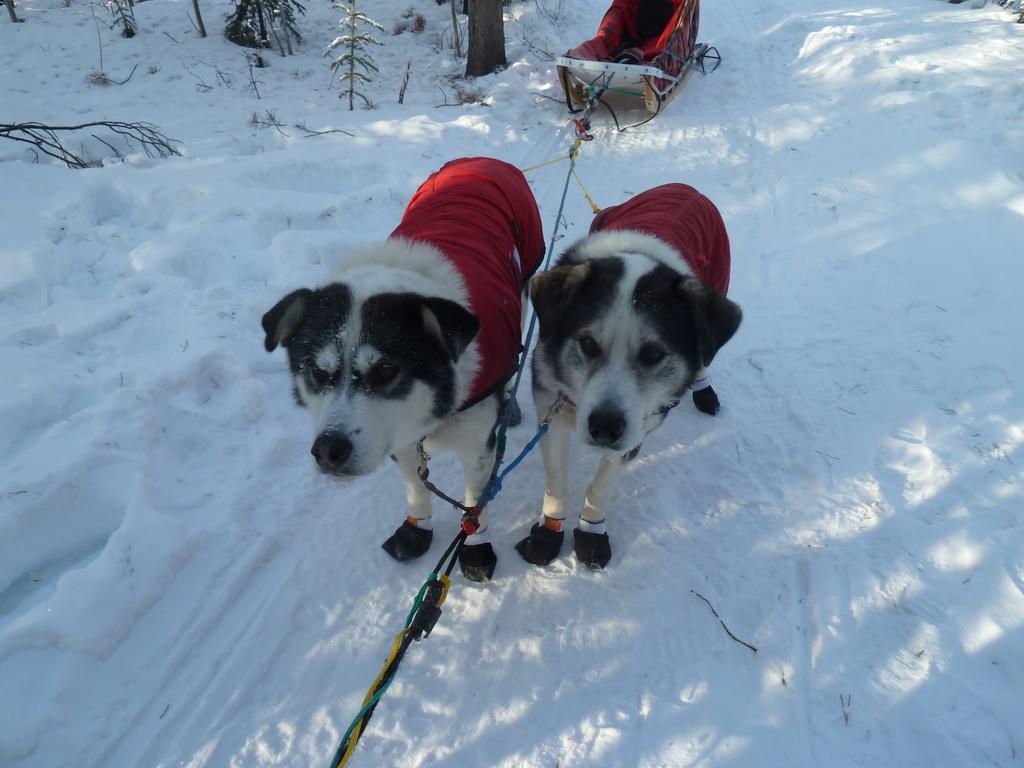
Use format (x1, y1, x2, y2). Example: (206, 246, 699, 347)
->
(328, 112, 600, 767)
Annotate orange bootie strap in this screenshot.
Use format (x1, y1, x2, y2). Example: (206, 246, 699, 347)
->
(541, 515, 563, 532)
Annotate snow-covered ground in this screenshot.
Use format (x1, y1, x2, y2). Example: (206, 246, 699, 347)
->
(2, 0, 1023, 765)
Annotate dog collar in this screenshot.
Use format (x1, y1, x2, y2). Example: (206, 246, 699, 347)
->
(557, 391, 577, 409)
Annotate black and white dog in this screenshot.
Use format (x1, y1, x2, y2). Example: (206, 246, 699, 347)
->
(262, 157, 545, 581)
(517, 183, 742, 569)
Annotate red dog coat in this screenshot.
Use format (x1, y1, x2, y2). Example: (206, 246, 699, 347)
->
(590, 183, 731, 294)
(390, 157, 545, 408)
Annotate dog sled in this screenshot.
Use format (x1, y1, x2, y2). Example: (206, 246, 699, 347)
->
(555, 0, 719, 119)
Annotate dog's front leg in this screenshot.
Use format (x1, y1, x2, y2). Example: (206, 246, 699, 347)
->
(574, 455, 627, 569)
(458, 427, 499, 583)
(462, 449, 493, 531)
(514, 398, 572, 566)
(691, 367, 721, 415)
(380, 445, 434, 562)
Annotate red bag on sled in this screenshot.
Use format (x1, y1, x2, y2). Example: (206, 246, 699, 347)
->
(556, 0, 707, 115)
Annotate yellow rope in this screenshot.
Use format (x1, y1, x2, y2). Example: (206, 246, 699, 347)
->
(436, 574, 452, 607)
(518, 155, 570, 174)
(334, 130, 594, 768)
(338, 628, 412, 766)
(572, 168, 602, 214)
(337, 575, 450, 766)
(521, 141, 600, 213)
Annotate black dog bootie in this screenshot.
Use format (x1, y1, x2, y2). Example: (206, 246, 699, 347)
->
(381, 520, 433, 561)
(692, 385, 720, 415)
(573, 528, 611, 569)
(459, 542, 497, 582)
(515, 521, 564, 566)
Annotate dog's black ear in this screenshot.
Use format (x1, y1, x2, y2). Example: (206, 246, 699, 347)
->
(421, 297, 480, 362)
(677, 276, 742, 367)
(262, 288, 313, 352)
(530, 262, 590, 340)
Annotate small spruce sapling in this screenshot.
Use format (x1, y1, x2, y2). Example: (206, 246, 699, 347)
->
(226, 0, 305, 52)
(109, 0, 136, 38)
(327, 0, 383, 111)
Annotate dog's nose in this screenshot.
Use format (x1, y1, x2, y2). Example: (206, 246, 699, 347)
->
(311, 432, 353, 471)
(588, 407, 626, 447)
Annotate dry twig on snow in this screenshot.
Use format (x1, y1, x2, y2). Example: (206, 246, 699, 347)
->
(517, 28, 554, 61)
(0, 121, 180, 168)
(249, 110, 289, 136)
(690, 590, 758, 654)
(294, 122, 353, 137)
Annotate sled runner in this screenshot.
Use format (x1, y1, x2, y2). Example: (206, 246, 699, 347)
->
(555, 0, 719, 118)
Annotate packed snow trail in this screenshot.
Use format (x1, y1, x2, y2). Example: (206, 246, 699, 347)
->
(1, 0, 1023, 766)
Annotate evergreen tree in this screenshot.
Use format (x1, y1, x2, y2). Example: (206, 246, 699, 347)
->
(327, 0, 384, 111)
(226, 0, 305, 53)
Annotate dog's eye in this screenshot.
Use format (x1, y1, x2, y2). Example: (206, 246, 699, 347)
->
(578, 334, 601, 359)
(308, 365, 337, 389)
(638, 344, 666, 366)
(365, 361, 399, 389)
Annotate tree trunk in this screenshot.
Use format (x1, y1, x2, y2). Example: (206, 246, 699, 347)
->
(191, 0, 207, 37)
(348, 0, 355, 110)
(449, 0, 462, 59)
(5, 0, 23, 23)
(256, 0, 267, 44)
(465, 0, 505, 77)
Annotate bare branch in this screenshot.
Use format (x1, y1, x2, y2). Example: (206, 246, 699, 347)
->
(91, 132, 125, 160)
(398, 59, 411, 104)
(182, 61, 213, 91)
(294, 122, 353, 137)
(0, 121, 180, 168)
(690, 590, 758, 654)
(248, 61, 262, 100)
(89, 2, 104, 72)
(249, 110, 290, 136)
(111, 63, 138, 85)
(517, 27, 554, 61)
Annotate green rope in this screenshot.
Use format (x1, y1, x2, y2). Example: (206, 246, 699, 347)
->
(329, 570, 438, 768)
(327, 139, 585, 768)
(329, 682, 397, 768)
(404, 573, 436, 628)
(603, 86, 645, 96)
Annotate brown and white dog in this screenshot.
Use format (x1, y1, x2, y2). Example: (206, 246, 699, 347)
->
(262, 157, 544, 581)
(518, 183, 742, 569)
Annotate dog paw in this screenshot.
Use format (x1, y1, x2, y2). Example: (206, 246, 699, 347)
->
(692, 385, 721, 415)
(459, 542, 497, 582)
(573, 529, 611, 569)
(514, 522, 564, 566)
(381, 521, 433, 561)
